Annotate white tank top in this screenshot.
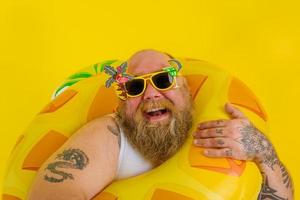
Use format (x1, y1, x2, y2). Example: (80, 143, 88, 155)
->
(115, 127, 153, 180)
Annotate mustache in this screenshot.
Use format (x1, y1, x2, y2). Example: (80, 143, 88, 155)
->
(139, 99, 175, 113)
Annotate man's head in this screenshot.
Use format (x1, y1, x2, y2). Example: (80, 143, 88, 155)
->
(117, 49, 193, 166)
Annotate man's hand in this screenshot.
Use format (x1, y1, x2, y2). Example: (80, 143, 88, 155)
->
(193, 103, 276, 167)
(193, 103, 294, 200)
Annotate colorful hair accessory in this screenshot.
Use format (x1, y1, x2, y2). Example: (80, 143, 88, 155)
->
(163, 66, 178, 77)
(102, 59, 183, 100)
(163, 59, 183, 77)
(102, 62, 134, 100)
(102, 62, 134, 88)
(113, 84, 128, 100)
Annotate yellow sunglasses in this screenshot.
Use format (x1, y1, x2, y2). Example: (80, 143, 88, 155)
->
(124, 70, 179, 98)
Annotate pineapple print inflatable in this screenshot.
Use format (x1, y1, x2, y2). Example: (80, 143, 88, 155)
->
(3, 58, 267, 200)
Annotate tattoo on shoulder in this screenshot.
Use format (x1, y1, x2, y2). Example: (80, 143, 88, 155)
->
(107, 124, 120, 137)
(258, 176, 288, 200)
(107, 121, 121, 147)
(44, 148, 89, 183)
(236, 123, 279, 169)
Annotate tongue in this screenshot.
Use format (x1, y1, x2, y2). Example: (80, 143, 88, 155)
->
(148, 110, 163, 116)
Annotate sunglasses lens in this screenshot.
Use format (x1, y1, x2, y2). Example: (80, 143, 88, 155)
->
(125, 79, 144, 96)
(152, 72, 173, 89)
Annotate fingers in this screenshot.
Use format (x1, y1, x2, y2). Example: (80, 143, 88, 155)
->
(198, 119, 229, 130)
(194, 137, 229, 148)
(198, 103, 247, 130)
(203, 148, 233, 158)
(194, 127, 228, 138)
(194, 103, 250, 160)
(225, 103, 246, 119)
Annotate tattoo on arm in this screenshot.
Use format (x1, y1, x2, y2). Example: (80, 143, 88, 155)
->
(236, 123, 279, 169)
(279, 162, 293, 191)
(216, 139, 225, 145)
(107, 122, 121, 147)
(216, 128, 223, 135)
(107, 125, 120, 137)
(237, 124, 293, 199)
(225, 149, 233, 157)
(44, 148, 89, 183)
(258, 176, 288, 200)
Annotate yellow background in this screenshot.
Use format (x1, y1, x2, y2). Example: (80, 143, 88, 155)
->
(0, 0, 299, 198)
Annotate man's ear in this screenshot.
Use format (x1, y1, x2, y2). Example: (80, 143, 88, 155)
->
(182, 77, 188, 86)
(180, 77, 189, 93)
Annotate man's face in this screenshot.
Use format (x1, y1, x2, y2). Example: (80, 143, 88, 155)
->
(124, 63, 189, 123)
(117, 50, 193, 166)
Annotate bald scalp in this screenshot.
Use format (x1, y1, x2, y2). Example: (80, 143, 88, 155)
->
(115, 50, 194, 165)
(124, 49, 191, 101)
(127, 49, 173, 74)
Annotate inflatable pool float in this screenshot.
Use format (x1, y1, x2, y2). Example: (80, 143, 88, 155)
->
(2, 58, 268, 200)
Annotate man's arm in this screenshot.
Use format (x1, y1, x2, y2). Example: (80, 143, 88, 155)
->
(27, 116, 120, 200)
(257, 160, 293, 200)
(193, 103, 294, 200)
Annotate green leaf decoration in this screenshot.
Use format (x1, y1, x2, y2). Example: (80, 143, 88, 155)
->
(54, 79, 81, 97)
(98, 60, 118, 73)
(68, 72, 92, 80)
(168, 59, 183, 72)
(54, 60, 118, 97)
(93, 63, 99, 74)
(104, 65, 117, 76)
(163, 67, 178, 77)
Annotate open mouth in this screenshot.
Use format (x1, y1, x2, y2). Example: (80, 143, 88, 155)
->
(144, 108, 170, 122)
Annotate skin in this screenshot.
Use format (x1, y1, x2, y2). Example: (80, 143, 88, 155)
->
(28, 116, 120, 200)
(124, 50, 189, 119)
(28, 49, 293, 200)
(118, 50, 193, 166)
(28, 50, 189, 200)
(193, 103, 294, 199)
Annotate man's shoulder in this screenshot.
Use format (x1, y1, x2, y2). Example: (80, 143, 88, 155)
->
(81, 114, 120, 137)
(87, 114, 117, 127)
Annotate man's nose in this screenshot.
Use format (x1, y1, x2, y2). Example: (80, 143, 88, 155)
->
(142, 82, 163, 100)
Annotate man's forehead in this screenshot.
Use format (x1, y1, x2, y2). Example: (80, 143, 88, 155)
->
(128, 63, 169, 76)
(127, 51, 171, 75)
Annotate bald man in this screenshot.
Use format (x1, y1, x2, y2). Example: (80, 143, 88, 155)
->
(28, 50, 293, 200)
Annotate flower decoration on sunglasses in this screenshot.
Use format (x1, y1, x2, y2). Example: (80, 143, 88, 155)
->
(102, 62, 134, 87)
(102, 59, 183, 100)
(163, 59, 182, 77)
(162, 59, 183, 88)
(101, 62, 134, 99)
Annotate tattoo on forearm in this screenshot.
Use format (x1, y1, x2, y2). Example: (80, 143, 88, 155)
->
(258, 176, 287, 200)
(279, 162, 293, 190)
(233, 123, 292, 199)
(236, 123, 279, 169)
(44, 148, 89, 183)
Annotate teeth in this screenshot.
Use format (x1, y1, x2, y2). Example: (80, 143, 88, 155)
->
(146, 108, 165, 113)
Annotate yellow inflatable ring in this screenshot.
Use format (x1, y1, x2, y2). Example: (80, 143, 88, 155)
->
(3, 58, 268, 200)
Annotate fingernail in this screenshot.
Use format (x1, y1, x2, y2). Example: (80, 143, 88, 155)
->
(203, 150, 209, 155)
(194, 139, 200, 145)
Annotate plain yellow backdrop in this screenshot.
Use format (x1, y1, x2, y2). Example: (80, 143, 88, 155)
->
(1, 0, 299, 198)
